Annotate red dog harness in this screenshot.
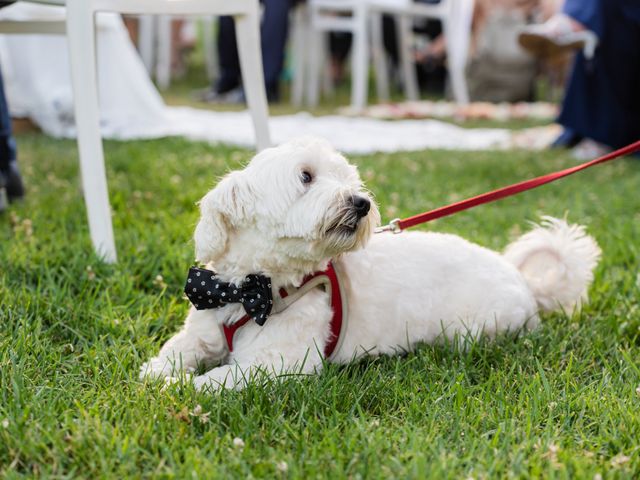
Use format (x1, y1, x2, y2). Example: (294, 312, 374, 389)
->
(222, 261, 347, 359)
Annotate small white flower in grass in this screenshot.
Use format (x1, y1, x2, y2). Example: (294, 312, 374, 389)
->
(593, 474, 603, 480)
(1, 419, 8, 428)
(541, 444, 561, 468)
(369, 419, 380, 427)
(610, 454, 630, 468)
(276, 461, 288, 473)
(636, 386, 640, 398)
(233, 437, 245, 449)
(189, 405, 211, 424)
(153, 275, 167, 289)
(86, 265, 96, 281)
(20, 219, 33, 238)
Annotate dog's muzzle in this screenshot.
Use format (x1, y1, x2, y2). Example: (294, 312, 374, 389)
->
(325, 194, 371, 236)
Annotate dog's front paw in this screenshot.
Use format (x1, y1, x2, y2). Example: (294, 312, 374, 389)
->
(140, 358, 192, 380)
(139, 360, 168, 380)
(161, 374, 194, 391)
(192, 375, 225, 392)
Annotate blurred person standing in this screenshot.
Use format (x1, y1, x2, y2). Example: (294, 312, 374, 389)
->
(198, 0, 293, 104)
(0, 65, 24, 213)
(0, 1, 24, 212)
(519, 0, 640, 159)
(467, 0, 541, 102)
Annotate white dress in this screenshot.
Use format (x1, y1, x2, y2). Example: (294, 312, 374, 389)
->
(0, 3, 537, 153)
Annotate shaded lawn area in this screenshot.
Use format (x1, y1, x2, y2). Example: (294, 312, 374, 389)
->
(1, 132, 639, 478)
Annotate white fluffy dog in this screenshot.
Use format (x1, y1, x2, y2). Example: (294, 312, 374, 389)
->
(141, 137, 601, 391)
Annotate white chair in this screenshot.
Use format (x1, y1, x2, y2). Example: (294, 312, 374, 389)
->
(299, 0, 474, 110)
(0, 0, 271, 263)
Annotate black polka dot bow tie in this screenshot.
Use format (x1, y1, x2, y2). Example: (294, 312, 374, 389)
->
(184, 267, 273, 325)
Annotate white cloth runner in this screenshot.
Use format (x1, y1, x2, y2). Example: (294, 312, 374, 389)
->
(0, 4, 551, 154)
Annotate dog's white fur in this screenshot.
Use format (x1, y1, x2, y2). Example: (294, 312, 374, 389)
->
(141, 137, 601, 391)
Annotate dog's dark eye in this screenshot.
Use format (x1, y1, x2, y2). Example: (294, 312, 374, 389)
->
(300, 171, 313, 184)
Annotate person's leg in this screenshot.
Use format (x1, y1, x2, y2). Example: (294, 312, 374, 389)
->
(260, 0, 292, 101)
(0, 65, 24, 212)
(329, 32, 352, 85)
(559, 0, 640, 151)
(214, 16, 241, 94)
(562, 0, 603, 37)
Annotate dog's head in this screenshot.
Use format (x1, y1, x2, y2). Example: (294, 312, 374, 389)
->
(194, 137, 380, 281)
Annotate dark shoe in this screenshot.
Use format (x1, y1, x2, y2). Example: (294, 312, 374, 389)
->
(266, 86, 280, 104)
(193, 86, 245, 105)
(2, 160, 25, 200)
(550, 128, 583, 149)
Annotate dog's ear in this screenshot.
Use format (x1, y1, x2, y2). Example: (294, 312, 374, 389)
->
(194, 171, 249, 264)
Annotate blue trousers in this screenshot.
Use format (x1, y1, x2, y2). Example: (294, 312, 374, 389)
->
(215, 0, 292, 98)
(0, 66, 16, 170)
(558, 0, 640, 149)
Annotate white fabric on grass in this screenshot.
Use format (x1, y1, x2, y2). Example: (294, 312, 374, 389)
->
(0, 4, 524, 154)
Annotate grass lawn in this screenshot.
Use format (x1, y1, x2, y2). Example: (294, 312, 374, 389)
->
(1, 132, 640, 478)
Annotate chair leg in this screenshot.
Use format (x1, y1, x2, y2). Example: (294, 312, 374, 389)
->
(202, 16, 218, 81)
(306, 29, 324, 107)
(350, 5, 369, 111)
(234, 9, 272, 150)
(397, 15, 419, 101)
(66, 0, 117, 263)
(138, 15, 155, 73)
(291, 5, 306, 107)
(370, 11, 389, 103)
(444, 0, 471, 104)
(448, 58, 470, 104)
(155, 15, 172, 90)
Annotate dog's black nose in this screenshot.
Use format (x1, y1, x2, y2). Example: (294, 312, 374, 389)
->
(351, 195, 371, 218)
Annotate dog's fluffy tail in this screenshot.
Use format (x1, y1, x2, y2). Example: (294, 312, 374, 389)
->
(503, 216, 601, 315)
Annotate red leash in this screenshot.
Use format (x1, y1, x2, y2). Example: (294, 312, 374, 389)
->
(377, 139, 640, 233)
